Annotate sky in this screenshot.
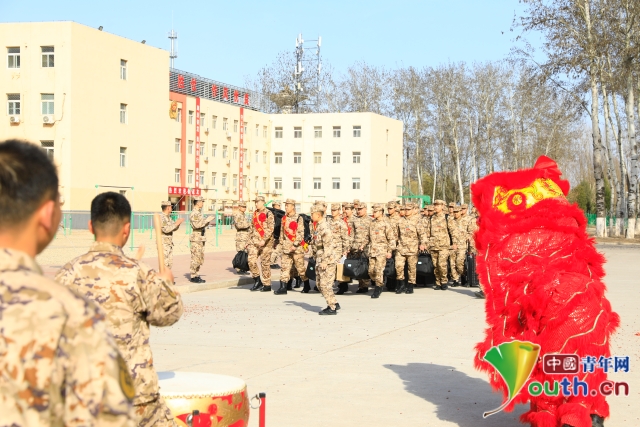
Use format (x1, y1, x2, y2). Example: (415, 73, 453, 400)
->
(1, 0, 538, 88)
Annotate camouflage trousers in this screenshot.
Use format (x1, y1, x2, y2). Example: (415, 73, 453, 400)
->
(367, 256, 387, 287)
(431, 250, 449, 285)
(395, 253, 418, 283)
(317, 262, 337, 309)
(235, 232, 250, 252)
(450, 249, 467, 281)
(135, 396, 177, 427)
(190, 241, 205, 276)
(162, 238, 173, 269)
(248, 242, 273, 283)
(280, 251, 307, 282)
(270, 241, 282, 264)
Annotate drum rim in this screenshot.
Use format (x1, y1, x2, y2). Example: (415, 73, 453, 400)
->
(161, 385, 247, 399)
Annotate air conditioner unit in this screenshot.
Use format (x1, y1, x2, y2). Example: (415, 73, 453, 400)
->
(42, 115, 54, 124)
(205, 128, 209, 134)
(225, 187, 230, 192)
(226, 160, 231, 166)
(204, 157, 209, 162)
(9, 115, 19, 124)
(204, 185, 209, 190)
(226, 131, 232, 138)
(246, 162, 250, 168)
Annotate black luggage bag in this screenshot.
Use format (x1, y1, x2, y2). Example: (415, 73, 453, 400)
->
(306, 258, 317, 281)
(343, 256, 370, 280)
(232, 250, 249, 271)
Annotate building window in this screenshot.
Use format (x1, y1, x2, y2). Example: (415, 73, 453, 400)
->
(263, 177, 267, 189)
(188, 140, 194, 154)
(353, 126, 361, 137)
(212, 144, 217, 157)
(255, 124, 259, 136)
(352, 178, 361, 190)
(233, 174, 238, 188)
(274, 178, 282, 190)
(7, 47, 20, 69)
(293, 152, 301, 164)
(332, 178, 340, 190)
(244, 123, 247, 134)
(120, 103, 127, 124)
(263, 151, 267, 163)
(188, 111, 194, 124)
(119, 147, 127, 167)
(242, 175, 247, 187)
(200, 171, 205, 185)
(211, 172, 217, 186)
(275, 127, 283, 138)
(294, 127, 302, 138)
(313, 178, 321, 190)
(175, 138, 181, 153)
(333, 126, 341, 138)
(274, 152, 282, 164)
(212, 116, 217, 129)
(222, 173, 228, 187)
(386, 129, 389, 142)
(233, 147, 238, 160)
(293, 178, 301, 190)
(353, 151, 361, 164)
(200, 112, 205, 128)
(7, 94, 20, 115)
(41, 94, 54, 115)
(314, 126, 322, 138)
(254, 176, 259, 189)
(386, 154, 388, 166)
(223, 118, 228, 130)
(234, 120, 238, 132)
(41, 141, 54, 161)
(314, 152, 322, 164)
(332, 152, 340, 164)
(200, 143, 205, 155)
(255, 150, 259, 162)
(263, 126, 267, 137)
(223, 145, 228, 158)
(386, 179, 388, 191)
(176, 108, 182, 122)
(188, 170, 194, 184)
(42, 47, 54, 68)
(120, 59, 127, 79)
(175, 168, 181, 183)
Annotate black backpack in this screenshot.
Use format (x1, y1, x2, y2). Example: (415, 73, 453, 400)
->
(299, 213, 312, 244)
(266, 207, 285, 239)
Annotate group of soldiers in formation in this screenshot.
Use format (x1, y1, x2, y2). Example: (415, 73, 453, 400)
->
(229, 196, 480, 315)
(1, 140, 182, 426)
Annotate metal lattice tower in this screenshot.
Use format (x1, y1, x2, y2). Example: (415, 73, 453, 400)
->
(293, 33, 322, 113)
(168, 29, 178, 69)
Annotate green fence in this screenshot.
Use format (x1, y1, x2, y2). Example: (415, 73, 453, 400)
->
(585, 213, 628, 228)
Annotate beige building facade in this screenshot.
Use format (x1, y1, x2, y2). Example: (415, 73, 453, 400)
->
(1, 21, 402, 215)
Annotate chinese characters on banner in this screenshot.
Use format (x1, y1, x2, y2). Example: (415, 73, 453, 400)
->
(239, 107, 244, 201)
(168, 186, 201, 196)
(174, 73, 251, 107)
(195, 98, 200, 189)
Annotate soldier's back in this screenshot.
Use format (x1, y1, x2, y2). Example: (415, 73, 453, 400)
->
(1, 248, 134, 426)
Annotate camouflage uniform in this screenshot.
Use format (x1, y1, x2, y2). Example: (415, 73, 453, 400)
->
(311, 212, 338, 310)
(327, 215, 350, 257)
(279, 212, 308, 283)
(386, 201, 402, 290)
(189, 205, 209, 278)
(366, 206, 396, 287)
(161, 211, 180, 269)
(1, 248, 135, 427)
(233, 209, 251, 252)
(450, 211, 468, 282)
(395, 209, 428, 284)
(426, 204, 456, 287)
(351, 203, 372, 289)
(56, 242, 183, 427)
(248, 207, 275, 283)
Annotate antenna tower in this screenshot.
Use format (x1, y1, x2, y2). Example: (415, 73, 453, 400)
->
(293, 33, 322, 113)
(168, 29, 178, 68)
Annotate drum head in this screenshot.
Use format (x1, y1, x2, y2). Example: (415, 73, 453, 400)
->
(158, 371, 246, 398)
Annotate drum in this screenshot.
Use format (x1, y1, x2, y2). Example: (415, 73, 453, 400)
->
(158, 371, 250, 427)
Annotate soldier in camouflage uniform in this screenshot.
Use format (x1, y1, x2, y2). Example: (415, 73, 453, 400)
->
(310, 204, 340, 315)
(351, 202, 373, 293)
(395, 202, 428, 294)
(336, 202, 356, 294)
(270, 200, 283, 268)
(233, 201, 251, 275)
(161, 201, 184, 270)
(275, 199, 309, 295)
(328, 203, 351, 294)
(385, 201, 402, 292)
(426, 199, 457, 290)
(56, 192, 182, 427)
(0, 140, 135, 426)
(189, 196, 214, 283)
(361, 204, 396, 299)
(249, 195, 275, 292)
(449, 206, 468, 287)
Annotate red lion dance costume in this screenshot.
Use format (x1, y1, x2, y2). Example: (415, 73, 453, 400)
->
(472, 156, 619, 427)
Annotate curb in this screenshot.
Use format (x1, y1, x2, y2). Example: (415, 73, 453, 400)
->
(178, 271, 283, 294)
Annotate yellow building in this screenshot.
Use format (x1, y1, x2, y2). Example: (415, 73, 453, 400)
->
(1, 21, 402, 215)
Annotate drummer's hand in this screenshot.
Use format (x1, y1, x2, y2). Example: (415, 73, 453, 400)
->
(159, 268, 174, 284)
(386, 252, 392, 259)
(452, 244, 458, 250)
(258, 240, 265, 247)
(419, 245, 426, 251)
(290, 247, 296, 253)
(359, 246, 364, 251)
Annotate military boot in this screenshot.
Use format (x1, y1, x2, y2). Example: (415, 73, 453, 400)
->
(260, 284, 272, 292)
(293, 277, 302, 288)
(336, 283, 348, 295)
(250, 276, 263, 291)
(301, 279, 311, 293)
(286, 278, 293, 290)
(395, 279, 407, 294)
(405, 282, 414, 294)
(319, 306, 337, 315)
(371, 286, 383, 299)
(274, 281, 287, 295)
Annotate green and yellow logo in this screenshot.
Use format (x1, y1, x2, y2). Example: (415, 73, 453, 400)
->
(481, 340, 540, 418)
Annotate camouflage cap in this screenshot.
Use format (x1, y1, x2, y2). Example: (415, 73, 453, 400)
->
(310, 205, 324, 214)
(254, 195, 266, 202)
(343, 202, 354, 209)
(193, 196, 204, 202)
(387, 201, 397, 209)
(453, 206, 461, 212)
(461, 204, 468, 209)
(399, 204, 407, 210)
(427, 205, 435, 211)
(353, 199, 361, 207)
(372, 203, 384, 212)
(331, 203, 341, 210)
(161, 201, 172, 207)
(434, 199, 445, 205)
(448, 202, 455, 208)
(406, 202, 416, 209)
(357, 202, 367, 209)
(285, 198, 296, 205)
(238, 201, 247, 208)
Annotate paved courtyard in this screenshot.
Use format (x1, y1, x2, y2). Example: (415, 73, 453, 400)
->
(149, 244, 640, 427)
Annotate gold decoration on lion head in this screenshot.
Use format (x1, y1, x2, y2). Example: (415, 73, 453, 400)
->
(493, 178, 565, 214)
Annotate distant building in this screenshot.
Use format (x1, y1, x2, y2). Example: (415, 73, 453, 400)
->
(1, 21, 402, 213)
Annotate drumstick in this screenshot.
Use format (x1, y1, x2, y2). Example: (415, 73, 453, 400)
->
(153, 214, 165, 273)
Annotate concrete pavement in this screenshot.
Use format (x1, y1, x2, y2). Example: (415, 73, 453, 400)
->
(149, 244, 640, 427)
